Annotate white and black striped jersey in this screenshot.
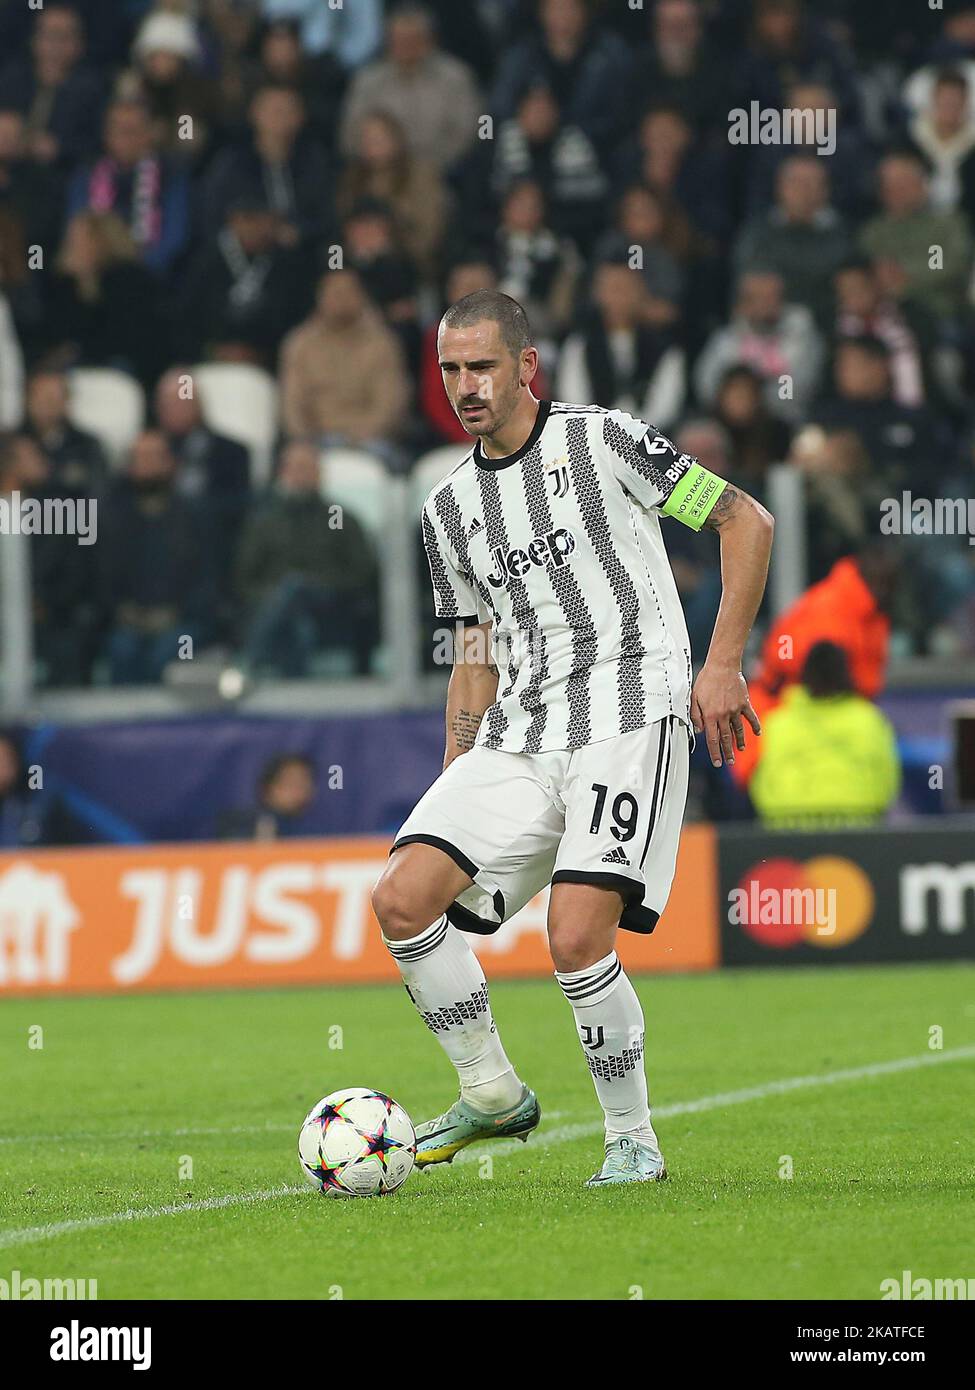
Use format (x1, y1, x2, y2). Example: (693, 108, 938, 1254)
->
(421, 398, 727, 754)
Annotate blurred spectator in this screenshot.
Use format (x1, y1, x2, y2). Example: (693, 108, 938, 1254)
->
(261, 0, 382, 68)
(593, 185, 684, 330)
(24, 368, 107, 496)
(907, 67, 975, 217)
(99, 429, 213, 685)
(0, 107, 64, 252)
(338, 110, 447, 280)
(713, 365, 792, 486)
(630, 0, 730, 133)
(737, 0, 860, 126)
(744, 81, 875, 221)
(216, 751, 320, 840)
(279, 268, 410, 461)
(339, 199, 420, 366)
(617, 106, 731, 256)
(859, 151, 972, 319)
(247, 20, 346, 150)
(749, 641, 900, 827)
(0, 205, 44, 364)
(491, 0, 632, 155)
(235, 439, 379, 676)
(695, 270, 824, 422)
(494, 179, 580, 344)
(787, 424, 879, 579)
(41, 211, 167, 389)
(177, 194, 309, 365)
(733, 155, 852, 326)
(833, 258, 927, 408)
(556, 260, 685, 428)
(0, 3, 103, 168)
(341, 5, 481, 170)
(902, 10, 975, 119)
(812, 336, 950, 494)
(0, 242, 26, 431)
(153, 367, 250, 592)
(731, 545, 899, 788)
(0, 431, 98, 685)
(66, 97, 191, 275)
(203, 83, 335, 246)
(204, 0, 263, 134)
(0, 730, 89, 846)
(455, 83, 608, 255)
(123, 10, 216, 163)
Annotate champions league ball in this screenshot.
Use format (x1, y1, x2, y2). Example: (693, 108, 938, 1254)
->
(298, 1087, 416, 1197)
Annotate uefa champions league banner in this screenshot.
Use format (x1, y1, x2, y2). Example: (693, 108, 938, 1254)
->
(0, 830, 719, 996)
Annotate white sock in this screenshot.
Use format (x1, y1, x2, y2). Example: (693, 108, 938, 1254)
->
(555, 950, 660, 1150)
(384, 915, 524, 1114)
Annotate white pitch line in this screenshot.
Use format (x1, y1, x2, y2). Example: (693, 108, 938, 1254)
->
(1, 1046, 972, 1249)
(453, 1043, 975, 1162)
(0, 1185, 308, 1252)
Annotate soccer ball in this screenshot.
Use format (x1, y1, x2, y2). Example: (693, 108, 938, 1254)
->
(298, 1087, 416, 1197)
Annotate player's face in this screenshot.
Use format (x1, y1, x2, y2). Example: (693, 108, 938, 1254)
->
(438, 321, 524, 438)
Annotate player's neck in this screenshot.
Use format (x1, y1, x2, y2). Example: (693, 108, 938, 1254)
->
(479, 393, 541, 461)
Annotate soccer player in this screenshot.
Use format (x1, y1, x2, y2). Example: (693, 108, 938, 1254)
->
(371, 290, 773, 1185)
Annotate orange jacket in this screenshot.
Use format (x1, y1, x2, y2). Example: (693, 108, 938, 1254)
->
(733, 557, 891, 786)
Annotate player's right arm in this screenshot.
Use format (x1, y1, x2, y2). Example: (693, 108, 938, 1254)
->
(420, 495, 496, 770)
(444, 620, 497, 770)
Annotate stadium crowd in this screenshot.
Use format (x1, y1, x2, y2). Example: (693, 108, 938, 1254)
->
(1, 0, 975, 690)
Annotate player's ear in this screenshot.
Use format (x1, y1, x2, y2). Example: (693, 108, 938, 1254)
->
(520, 347, 538, 387)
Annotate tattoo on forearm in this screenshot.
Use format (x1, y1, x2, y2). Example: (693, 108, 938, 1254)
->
(703, 485, 742, 530)
(451, 708, 482, 752)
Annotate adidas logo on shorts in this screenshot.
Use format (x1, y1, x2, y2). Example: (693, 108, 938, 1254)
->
(600, 845, 631, 866)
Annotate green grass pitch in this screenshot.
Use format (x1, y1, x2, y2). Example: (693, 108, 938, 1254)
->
(1, 961, 973, 1300)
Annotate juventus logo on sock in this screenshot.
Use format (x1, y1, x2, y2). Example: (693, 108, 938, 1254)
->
(581, 1024, 605, 1050)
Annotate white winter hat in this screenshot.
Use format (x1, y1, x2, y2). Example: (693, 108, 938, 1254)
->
(133, 12, 202, 63)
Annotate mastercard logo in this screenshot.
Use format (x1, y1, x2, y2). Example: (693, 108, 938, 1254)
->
(731, 857, 875, 949)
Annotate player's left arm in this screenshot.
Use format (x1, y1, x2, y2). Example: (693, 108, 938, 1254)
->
(693, 484, 775, 768)
(602, 411, 773, 766)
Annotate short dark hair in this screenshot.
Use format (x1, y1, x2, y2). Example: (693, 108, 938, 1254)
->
(934, 66, 969, 95)
(259, 754, 314, 795)
(440, 289, 533, 357)
(839, 334, 890, 362)
(801, 641, 854, 698)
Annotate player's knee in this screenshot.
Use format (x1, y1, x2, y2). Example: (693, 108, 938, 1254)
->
(371, 869, 427, 942)
(547, 919, 605, 973)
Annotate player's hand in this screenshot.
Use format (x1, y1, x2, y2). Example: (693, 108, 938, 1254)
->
(690, 661, 761, 768)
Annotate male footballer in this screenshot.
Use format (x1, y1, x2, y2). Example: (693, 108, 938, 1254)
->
(372, 290, 773, 1185)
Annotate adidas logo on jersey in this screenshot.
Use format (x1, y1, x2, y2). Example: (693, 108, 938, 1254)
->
(486, 527, 575, 588)
(600, 845, 631, 866)
(469, 517, 484, 537)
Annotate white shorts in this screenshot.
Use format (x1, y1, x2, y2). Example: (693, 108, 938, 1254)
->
(391, 716, 690, 936)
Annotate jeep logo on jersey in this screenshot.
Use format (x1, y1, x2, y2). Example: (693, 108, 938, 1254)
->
(486, 527, 576, 587)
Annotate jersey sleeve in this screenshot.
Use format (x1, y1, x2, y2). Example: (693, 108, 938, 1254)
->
(420, 497, 485, 622)
(601, 407, 728, 531)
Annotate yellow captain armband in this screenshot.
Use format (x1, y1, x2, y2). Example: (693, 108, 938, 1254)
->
(661, 462, 728, 530)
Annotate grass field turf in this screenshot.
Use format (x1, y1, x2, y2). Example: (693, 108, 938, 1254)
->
(1, 961, 973, 1301)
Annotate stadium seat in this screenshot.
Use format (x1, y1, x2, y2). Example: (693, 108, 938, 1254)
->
(319, 447, 392, 540)
(191, 363, 279, 488)
(409, 445, 471, 519)
(67, 368, 145, 467)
